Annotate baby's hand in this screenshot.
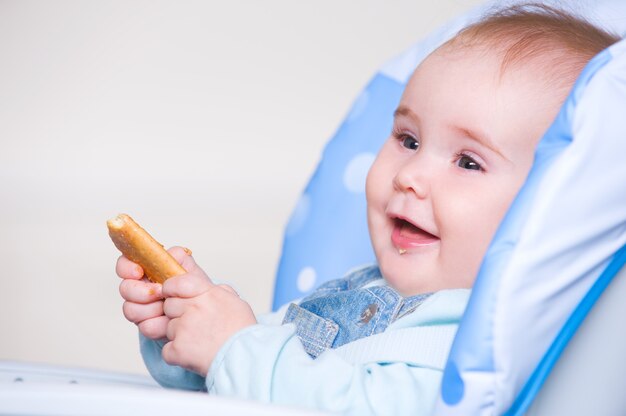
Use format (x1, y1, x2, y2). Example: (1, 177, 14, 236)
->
(160, 264, 257, 377)
(117, 247, 192, 340)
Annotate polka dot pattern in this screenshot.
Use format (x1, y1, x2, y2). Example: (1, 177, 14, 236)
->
(273, 73, 405, 309)
(296, 267, 317, 293)
(343, 153, 376, 194)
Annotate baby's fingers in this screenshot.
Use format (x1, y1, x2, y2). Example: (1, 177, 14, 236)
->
(116, 255, 144, 280)
(161, 253, 213, 298)
(167, 246, 199, 273)
(123, 300, 164, 324)
(119, 279, 162, 303)
(138, 316, 169, 340)
(162, 273, 213, 299)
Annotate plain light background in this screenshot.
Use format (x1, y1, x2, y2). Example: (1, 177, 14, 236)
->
(0, 0, 484, 375)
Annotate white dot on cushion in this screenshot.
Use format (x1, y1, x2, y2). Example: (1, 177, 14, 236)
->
(285, 194, 311, 237)
(343, 153, 376, 193)
(297, 267, 317, 293)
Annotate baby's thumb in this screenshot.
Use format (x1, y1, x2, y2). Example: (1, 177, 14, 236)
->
(161, 247, 214, 298)
(161, 271, 213, 298)
(167, 246, 198, 273)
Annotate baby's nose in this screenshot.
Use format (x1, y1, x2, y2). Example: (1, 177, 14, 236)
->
(393, 157, 430, 199)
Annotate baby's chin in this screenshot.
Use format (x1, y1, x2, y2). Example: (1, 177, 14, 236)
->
(379, 261, 434, 296)
(377, 245, 479, 294)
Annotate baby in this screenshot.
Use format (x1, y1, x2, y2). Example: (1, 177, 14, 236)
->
(116, 4, 619, 414)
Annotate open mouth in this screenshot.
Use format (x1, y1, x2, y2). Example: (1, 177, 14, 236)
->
(391, 218, 439, 249)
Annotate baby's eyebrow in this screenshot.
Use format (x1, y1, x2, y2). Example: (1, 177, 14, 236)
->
(393, 106, 419, 124)
(455, 126, 508, 161)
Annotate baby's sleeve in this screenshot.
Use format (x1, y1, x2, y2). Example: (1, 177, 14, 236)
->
(206, 323, 443, 415)
(138, 305, 289, 390)
(139, 334, 207, 391)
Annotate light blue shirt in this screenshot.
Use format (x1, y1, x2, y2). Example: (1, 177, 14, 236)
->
(141, 267, 470, 415)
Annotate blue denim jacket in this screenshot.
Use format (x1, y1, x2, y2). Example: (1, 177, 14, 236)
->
(283, 265, 432, 358)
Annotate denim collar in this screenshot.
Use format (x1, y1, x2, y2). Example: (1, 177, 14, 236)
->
(284, 265, 434, 358)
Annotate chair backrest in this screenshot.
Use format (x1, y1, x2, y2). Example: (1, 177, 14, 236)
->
(272, 0, 626, 310)
(435, 36, 626, 414)
(273, 0, 626, 414)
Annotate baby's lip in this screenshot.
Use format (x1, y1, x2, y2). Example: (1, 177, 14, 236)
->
(389, 213, 438, 237)
(390, 215, 439, 249)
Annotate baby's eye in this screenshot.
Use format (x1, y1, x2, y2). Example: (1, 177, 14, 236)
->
(400, 136, 419, 151)
(456, 154, 483, 171)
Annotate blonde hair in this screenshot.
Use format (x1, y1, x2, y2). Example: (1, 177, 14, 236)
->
(445, 3, 620, 85)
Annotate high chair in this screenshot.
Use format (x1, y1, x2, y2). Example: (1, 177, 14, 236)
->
(2, 0, 626, 414)
(274, 0, 626, 414)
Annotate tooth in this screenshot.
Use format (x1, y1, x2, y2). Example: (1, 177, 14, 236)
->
(398, 249, 407, 255)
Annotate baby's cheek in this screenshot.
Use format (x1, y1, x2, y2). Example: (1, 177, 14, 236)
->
(447, 196, 500, 261)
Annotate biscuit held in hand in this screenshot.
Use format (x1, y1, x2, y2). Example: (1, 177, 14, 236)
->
(107, 213, 186, 284)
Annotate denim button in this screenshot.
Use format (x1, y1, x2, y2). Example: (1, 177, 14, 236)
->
(359, 303, 378, 324)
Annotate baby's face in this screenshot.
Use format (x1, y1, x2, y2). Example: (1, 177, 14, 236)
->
(366, 45, 565, 295)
